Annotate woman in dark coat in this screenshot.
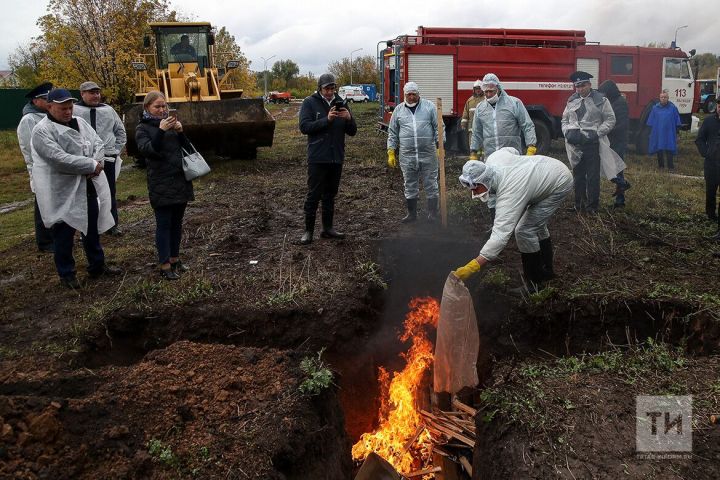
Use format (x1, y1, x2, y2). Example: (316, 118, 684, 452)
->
(136, 91, 194, 280)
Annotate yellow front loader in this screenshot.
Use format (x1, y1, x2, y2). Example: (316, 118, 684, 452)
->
(124, 22, 275, 159)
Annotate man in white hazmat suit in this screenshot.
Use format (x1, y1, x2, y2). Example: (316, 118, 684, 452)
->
(387, 81, 440, 222)
(451, 147, 573, 289)
(32, 88, 121, 289)
(17, 81, 55, 252)
(561, 71, 623, 214)
(74, 81, 127, 236)
(470, 73, 537, 160)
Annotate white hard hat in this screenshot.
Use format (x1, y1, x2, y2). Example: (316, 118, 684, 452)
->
(473, 79, 482, 88)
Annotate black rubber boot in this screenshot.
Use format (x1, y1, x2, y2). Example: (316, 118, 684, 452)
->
(427, 198, 439, 222)
(520, 251, 545, 292)
(320, 208, 345, 239)
(299, 216, 315, 245)
(539, 238, 555, 280)
(402, 198, 418, 223)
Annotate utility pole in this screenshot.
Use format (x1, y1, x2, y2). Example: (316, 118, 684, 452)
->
(350, 48, 363, 85)
(261, 55, 276, 100)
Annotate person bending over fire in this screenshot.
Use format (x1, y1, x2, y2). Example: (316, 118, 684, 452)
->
(452, 147, 573, 291)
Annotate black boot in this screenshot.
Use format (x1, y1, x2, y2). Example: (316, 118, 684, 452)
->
(402, 198, 418, 223)
(520, 251, 545, 292)
(427, 198, 439, 222)
(539, 238, 555, 280)
(320, 207, 345, 239)
(299, 216, 315, 245)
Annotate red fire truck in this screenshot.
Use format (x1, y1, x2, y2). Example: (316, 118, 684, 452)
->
(378, 27, 699, 154)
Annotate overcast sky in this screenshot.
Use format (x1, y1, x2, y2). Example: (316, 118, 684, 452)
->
(0, 0, 714, 77)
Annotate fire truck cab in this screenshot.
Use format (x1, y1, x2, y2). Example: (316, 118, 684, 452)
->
(378, 27, 699, 155)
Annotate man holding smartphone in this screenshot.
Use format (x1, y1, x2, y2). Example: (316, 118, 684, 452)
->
(74, 81, 127, 236)
(297, 73, 357, 245)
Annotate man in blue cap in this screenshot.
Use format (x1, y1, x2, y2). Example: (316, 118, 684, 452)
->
(32, 88, 121, 289)
(561, 71, 618, 214)
(17, 81, 55, 252)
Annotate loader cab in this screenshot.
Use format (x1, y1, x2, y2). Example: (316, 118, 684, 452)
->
(153, 24, 213, 72)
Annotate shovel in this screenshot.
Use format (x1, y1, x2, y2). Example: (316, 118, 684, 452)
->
(354, 452, 402, 480)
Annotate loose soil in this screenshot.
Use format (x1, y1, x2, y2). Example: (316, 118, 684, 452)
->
(1, 103, 719, 479)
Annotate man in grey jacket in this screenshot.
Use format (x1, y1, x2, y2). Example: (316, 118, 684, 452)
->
(561, 71, 616, 214)
(470, 73, 537, 159)
(74, 81, 127, 236)
(17, 81, 54, 252)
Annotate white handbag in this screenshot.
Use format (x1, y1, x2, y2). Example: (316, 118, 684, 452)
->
(181, 142, 211, 181)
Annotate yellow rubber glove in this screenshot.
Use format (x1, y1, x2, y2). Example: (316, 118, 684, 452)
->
(387, 149, 398, 168)
(469, 151, 478, 161)
(453, 258, 482, 281)
(526, 145, 537, 156)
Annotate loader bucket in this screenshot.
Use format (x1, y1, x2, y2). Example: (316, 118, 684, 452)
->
(124, 98, 275, 160)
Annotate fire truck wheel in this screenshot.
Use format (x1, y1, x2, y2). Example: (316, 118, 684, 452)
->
(635, 126, 650, 155)
(531, 118, 551, 155)
(704, 98, 717, 114)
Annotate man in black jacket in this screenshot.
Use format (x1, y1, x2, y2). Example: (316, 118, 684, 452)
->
(598, 80, 631, 208)
(695, 100, 720, 238)
(297, 73, 358, 245)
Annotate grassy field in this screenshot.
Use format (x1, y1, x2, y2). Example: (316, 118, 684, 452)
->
(0, 104, 715, 252)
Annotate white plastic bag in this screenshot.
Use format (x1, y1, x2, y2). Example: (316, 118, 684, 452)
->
(433, 274, 480, 394)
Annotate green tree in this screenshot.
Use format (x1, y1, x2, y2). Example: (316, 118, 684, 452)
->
(7, 41, 45, 88)
(271, 59, 299, 89)
(692, 52, 720, 79)
(328, 54, 376, 85)
(36, 0, 173, 104)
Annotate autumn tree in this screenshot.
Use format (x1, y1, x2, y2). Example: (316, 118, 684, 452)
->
(213, 26, 257, 96)
(328, 54, 376, 85)
(32, 0, 172, 104)
(692, 52, 720, 79)
(271, 59, 300, 89)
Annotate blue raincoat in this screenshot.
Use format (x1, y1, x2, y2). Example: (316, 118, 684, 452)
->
(646, 102, 681, 154)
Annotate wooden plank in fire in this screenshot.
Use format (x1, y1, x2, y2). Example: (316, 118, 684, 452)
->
(452, 398, 477, 416)
(405, 466, 442, 477)
(424, 421, 475, 448)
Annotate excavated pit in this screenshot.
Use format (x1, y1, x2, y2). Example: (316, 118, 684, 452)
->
(4, 234, 719, 480)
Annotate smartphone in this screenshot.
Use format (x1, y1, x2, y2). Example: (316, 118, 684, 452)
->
(168, 108, 177, 119)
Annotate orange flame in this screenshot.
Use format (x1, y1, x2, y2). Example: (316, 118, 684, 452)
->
(351, 297, 439, 473)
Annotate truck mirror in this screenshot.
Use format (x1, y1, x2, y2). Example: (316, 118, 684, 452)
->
(143, 36, 150, 48)
(688, 49, 696, 57)
(132, 62, 147, 71)
(208, 34, 215, 46)
(226, 60, 240, 70)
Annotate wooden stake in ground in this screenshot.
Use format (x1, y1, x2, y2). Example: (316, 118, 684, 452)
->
(436, 98, 448, 227)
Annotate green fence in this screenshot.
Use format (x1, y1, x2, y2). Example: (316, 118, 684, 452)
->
(0, 89, 82, 130)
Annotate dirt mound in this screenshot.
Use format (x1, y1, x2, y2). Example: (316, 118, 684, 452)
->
(0, 341, 350, 479)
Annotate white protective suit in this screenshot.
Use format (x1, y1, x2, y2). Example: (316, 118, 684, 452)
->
(470, 77, 536, 156)
(475, 148, 573, 260)
(16, 104, 46, 192)
(561, 91, 625, 179)
(31, 116, 114, 235)
(73, 103, 127, 163)
(387, 98, 439, 199)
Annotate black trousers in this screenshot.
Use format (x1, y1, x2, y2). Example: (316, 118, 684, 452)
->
(153, 203, 186, 264)
(657, 150, 675, 169)
(572, 143, 601, 212)
(34, 197, 54, 250)
(51, 195, 104, 279)
(303, 163, 343, 231)
(104, 159, 119, 225)
(705, 159, 720, 220)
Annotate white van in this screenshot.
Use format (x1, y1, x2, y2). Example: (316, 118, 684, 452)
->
(338, 86, 370, 103)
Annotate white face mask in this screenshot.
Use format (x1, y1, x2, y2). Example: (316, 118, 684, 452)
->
(472, 190, 489, 202)
(405, 101, 417, 107)
(486, 94, 499, 105)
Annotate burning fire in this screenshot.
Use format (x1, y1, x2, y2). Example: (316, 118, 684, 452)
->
(351, 297, 439, 473)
